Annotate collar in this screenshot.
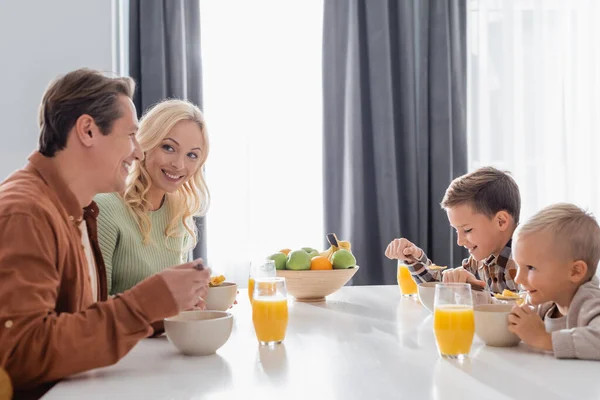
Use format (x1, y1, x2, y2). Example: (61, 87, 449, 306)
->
(26, 151, 85, 223)
(483, 239, 513, 268)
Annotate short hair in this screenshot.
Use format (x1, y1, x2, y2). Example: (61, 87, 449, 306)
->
(38, 68, 135, 157)
(515, 203, 600, 278)
(440, 166, 521, 224)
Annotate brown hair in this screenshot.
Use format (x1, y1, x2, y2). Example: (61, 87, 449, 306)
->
(515, 203, 600, 279)
(440, 166, 521, 224)
(38, 68, 135, 157)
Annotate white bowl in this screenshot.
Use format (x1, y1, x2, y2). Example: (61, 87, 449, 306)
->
(418, 282, 494, 313)
(205, 282, 238, 311)
(474, 304, 521, 347)
(164, 310, 233, 356)
(417, 282, 438, 312)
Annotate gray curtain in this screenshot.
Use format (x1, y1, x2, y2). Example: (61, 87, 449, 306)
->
(129, 0, 206, 260)
(323, 0, 468, 285)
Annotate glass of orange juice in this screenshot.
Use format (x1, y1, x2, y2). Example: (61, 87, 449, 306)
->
(252, 277, 288, 346)
(248, 260, 276, 303)
(397, 261, 418, 297)
(433, 283, 475, 359)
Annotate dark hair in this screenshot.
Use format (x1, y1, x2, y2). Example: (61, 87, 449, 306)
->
(440, 166, 521, 224)
(38, 68, 135, 157)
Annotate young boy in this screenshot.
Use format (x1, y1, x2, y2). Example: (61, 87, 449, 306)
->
(385, 166, 520, 294)
(508, 203, 600, 360)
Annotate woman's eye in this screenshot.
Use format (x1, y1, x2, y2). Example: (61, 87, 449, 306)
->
(188, 152, 198, 160)
(162, 145, 174, 152)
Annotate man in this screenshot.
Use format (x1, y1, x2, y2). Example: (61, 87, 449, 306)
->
(0, 68, 210, 398)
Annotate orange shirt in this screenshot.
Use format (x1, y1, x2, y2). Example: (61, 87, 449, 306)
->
(0, 152, 178, 396)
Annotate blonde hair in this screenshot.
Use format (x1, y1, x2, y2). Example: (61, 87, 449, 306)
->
(441, 166, 521, 224)
(123, 99, 210, 251)
(515, 203, 600, 278)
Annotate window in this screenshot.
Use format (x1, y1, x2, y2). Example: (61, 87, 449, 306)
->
(468, 0, 600, 224)
(201, 1, 325, 284)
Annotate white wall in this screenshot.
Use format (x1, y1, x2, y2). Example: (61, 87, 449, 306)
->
(0, 0, 116, 179)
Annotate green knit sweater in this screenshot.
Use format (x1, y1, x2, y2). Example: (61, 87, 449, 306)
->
(95, 193, 191, 295)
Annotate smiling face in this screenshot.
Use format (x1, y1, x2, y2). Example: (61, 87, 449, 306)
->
(143, 119, 205, 194)
(446, 203, 512, 261)
(92, 95, 142, 194)
(513, 231, 583, 306)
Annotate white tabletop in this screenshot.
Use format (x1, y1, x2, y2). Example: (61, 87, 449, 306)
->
(43, 286, 600, 400)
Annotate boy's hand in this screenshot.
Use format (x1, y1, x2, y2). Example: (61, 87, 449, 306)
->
(442, 266, 486, 287)
(385, 238, 423, 264)
(507, 304, 553, 351)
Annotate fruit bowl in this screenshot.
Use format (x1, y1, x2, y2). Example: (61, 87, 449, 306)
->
(276, 266, 359, 302)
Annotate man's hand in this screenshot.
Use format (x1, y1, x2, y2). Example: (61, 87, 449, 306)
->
(158, 258, 211, 311)
(385, 238, 423, 264)
(508, 304, 553, 351)
(442, 266, 486, 287)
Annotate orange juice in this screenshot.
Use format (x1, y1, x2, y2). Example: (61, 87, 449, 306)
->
(248, 278, 255, 302)
(433, 305, 475, 356)
(252, 297, 288, 343)
(397, 264, 418, 296)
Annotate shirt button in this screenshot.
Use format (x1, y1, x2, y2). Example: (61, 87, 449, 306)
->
(69, 216, 74, 221)
(4, 320, 13, 328)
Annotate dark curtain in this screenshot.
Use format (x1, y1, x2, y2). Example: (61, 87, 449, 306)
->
(129, 0, 206, 259)
(322, 0, 468, 285)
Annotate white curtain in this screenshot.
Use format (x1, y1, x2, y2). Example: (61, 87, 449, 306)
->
(200, 1, 324, 286)
(468, 0, 600, 225)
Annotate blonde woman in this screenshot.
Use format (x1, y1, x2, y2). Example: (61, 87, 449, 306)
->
(95, 99, 210, 295)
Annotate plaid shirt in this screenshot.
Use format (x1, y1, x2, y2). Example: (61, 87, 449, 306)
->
(404, 240, 518, 294)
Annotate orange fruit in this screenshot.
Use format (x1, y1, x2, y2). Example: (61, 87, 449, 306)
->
(280, 248, 292, 256)
(310, 256, 333, 270)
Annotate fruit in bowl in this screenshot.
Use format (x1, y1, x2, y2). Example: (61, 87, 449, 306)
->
(273, 233, 359, 302)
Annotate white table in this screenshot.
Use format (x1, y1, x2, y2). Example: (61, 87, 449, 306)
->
(43, 286, 600, 400)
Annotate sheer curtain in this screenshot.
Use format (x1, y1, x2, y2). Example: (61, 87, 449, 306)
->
(200, 1, 324, 285)
(468, 0, 600, 224)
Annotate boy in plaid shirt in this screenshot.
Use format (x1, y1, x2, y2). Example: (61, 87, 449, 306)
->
(385, 166, 520, 294)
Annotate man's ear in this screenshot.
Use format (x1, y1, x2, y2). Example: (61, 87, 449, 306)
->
(495, 210, 512, 231)
(569, 260, 589, 283)
(73, 114, 97, 148)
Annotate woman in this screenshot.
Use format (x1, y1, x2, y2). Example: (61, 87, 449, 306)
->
(96, 99, 210, 295)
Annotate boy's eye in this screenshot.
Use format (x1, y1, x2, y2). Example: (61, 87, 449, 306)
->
(464, 228, 472, 234)
(527, 265, 536, 271)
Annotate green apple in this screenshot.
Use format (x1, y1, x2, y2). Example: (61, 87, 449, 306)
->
(302, 247, 320, 259)
(286, 250, 311, 270)
(267, 252, 288, 270)
(331, 249, 356, 269)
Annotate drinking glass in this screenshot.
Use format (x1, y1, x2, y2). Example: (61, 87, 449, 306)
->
(397, 261, 418, 297)
(248, 260, 276, 303)
(252, 277, 288, 346)
(433, 283, 475, 359)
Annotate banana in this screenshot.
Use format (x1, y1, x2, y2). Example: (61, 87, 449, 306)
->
(320, 233, 352, 262)
(319, 245, 336, 259)
(337, 240, 351, 252)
